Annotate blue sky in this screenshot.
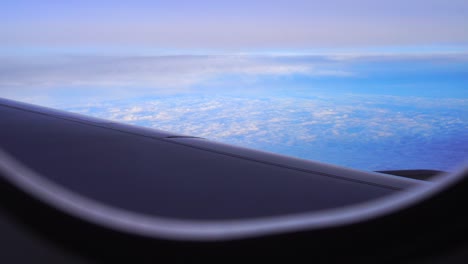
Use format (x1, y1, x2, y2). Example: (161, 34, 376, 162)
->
(2, 0, 468, 52)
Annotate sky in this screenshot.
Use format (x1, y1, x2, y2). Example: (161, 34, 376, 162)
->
(1, 0, 468, 52)
(1, 0, 467, 103)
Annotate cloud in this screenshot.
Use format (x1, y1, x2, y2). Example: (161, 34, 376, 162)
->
(69, 94, 467, 143)
(64, 93, 467, 171)
(0, 55, 348, 93)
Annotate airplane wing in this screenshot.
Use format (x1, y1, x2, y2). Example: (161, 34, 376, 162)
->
(0, 97, 467, 262)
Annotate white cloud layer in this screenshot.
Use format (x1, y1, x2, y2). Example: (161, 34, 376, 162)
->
(68, 95, 467, 144)
(64, 94, 468, 170)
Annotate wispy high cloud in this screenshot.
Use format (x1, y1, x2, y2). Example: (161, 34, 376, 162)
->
(0, 54, 350, 93)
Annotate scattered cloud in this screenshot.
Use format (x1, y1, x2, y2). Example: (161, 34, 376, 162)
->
(65, 94, 468, 171)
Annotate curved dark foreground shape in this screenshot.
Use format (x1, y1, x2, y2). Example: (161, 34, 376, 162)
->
(0, 97, 467, 262)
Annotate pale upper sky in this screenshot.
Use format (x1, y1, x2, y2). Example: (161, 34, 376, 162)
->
(1, 0, 468, 51)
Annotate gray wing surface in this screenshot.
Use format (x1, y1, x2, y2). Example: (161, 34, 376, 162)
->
(0, 97, 423, 224)
(2, 97, 468, 262)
